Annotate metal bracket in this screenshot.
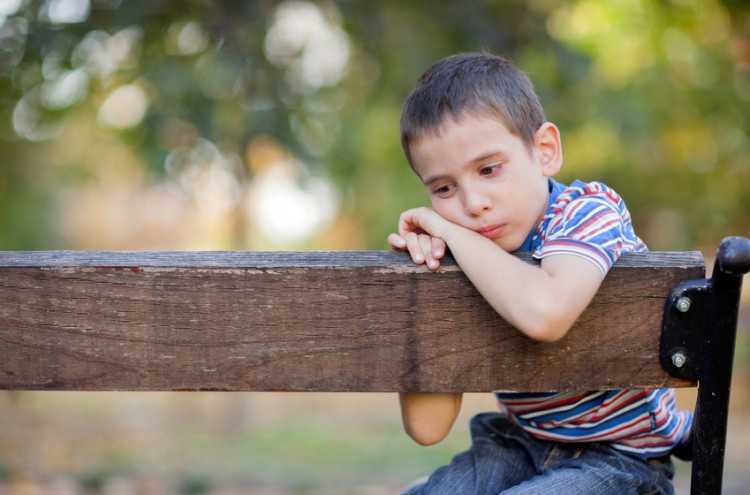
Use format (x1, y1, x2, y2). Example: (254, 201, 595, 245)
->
(660, 277, 711, 381)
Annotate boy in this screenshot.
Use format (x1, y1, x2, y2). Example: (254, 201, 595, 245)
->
(388, 53, 692, 494)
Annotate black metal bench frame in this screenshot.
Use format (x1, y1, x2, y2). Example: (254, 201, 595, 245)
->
(660, 236, 750, 493)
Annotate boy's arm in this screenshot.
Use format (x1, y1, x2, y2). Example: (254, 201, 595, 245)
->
(441, 229, 602, 342)
(389, 206, 603, 444)
(399, 392, 463, 446)
(390, 207, 603, 343)
(387, 230, 460, 447)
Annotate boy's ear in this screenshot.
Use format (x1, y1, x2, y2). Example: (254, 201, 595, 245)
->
(534, 122, 563, 177)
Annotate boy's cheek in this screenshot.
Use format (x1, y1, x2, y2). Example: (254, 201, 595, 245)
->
(431, 204, 462, 227)
(428, 203, 449, 222)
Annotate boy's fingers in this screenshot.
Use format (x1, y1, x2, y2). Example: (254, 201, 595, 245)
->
(388, 233, 407, 250)
(432, 238, 447, 259)
(404, 232, 426, 264)
(393, 209, 443, 268)
(419, 235, 440, 270)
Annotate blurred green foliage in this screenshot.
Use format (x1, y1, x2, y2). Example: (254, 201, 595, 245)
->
(0, 0, 749, 251)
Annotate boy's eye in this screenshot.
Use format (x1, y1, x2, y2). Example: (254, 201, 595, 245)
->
(432, 184, 454, 196)
(479, 164, 500, 176)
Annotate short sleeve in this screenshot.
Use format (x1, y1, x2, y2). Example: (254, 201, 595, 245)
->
(532, 183, 645, 277)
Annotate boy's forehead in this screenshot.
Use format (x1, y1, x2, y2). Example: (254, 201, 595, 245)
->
(410, 113, 527, 179)
(413, 111, 517, 151)
(407, 110, 537, 172)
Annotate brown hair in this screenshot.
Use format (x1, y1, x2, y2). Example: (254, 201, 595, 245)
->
(400, 53, 546, 166)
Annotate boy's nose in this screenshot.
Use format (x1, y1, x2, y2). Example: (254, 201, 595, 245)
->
(463, 188, 492, 216)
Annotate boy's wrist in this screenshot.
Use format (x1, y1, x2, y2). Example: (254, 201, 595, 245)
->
(439, 221, 479, 247)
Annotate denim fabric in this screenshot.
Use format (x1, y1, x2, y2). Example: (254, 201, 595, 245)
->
(403, 413, 675, 495)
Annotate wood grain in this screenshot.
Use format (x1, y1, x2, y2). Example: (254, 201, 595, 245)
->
(0, 250, 705, 392)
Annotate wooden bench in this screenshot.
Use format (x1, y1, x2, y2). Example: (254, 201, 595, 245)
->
(1, 236, 749, 494)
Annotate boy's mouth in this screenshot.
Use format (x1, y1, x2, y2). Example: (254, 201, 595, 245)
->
(477, 224, 505, 239)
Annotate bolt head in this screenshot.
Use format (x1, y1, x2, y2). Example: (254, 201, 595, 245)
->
(676, 297, 691, 313)
(672, 352, 687, 368)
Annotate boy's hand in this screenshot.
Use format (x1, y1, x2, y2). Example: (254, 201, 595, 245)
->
(388, 207, 449, 270)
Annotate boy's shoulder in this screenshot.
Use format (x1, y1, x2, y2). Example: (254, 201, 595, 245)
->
(545, 179, 638, 232)
(534, 179, 647, 275)
(550, 180, 629, 213)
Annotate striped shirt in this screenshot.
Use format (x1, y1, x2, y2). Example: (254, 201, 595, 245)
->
(496, 179, 693, 460)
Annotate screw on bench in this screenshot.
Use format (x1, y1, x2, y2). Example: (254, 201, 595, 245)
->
(675, 297, 691, 313)
(671, 352, 686, 368)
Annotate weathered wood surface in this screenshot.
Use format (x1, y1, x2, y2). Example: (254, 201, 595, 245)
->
(0, 250, 704, 392)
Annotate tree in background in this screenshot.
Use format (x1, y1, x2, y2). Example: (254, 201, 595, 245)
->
(0, 0, 748, 252)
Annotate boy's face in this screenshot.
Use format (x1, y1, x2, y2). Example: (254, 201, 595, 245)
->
(409, 114, 562, 252)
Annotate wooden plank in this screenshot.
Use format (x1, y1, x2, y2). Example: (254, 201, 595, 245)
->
(0, 250, 704, 392)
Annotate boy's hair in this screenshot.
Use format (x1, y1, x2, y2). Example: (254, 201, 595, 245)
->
(400, 52, 546, 167)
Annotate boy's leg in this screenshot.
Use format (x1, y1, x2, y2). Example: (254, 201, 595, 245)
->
(502, 443, 675, 495)
(403, 413, 675, 495)
(402, 412, 551, 495)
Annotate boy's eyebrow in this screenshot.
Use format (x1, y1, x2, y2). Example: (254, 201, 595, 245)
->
(421, 173, 448, 187)
(468, 150, 507, 165)
(421, 150, 506, 186)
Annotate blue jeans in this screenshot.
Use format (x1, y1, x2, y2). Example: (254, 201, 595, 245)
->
(403, 412, 675, 495)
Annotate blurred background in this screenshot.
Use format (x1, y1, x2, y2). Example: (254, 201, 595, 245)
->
(0, 0, 749, 493)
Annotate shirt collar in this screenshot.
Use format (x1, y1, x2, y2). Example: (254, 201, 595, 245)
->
(516, 178, 566, 252)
